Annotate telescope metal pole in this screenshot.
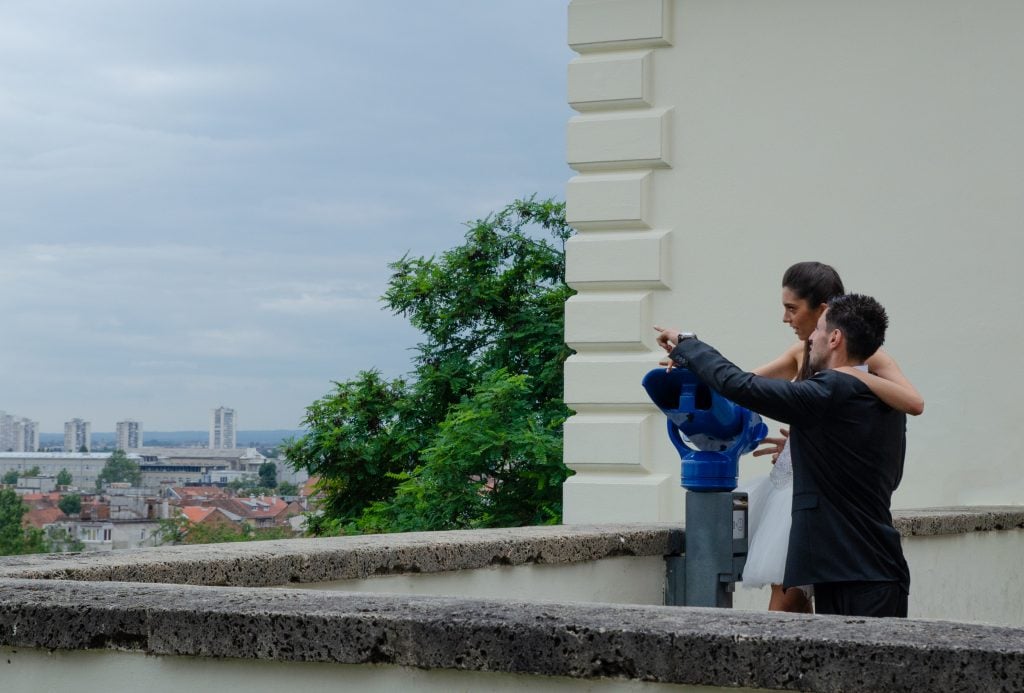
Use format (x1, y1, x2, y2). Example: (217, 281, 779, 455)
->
(666, 491, 748, 608)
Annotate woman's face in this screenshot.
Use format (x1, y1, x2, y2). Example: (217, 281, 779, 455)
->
(781, 287, 826, 341)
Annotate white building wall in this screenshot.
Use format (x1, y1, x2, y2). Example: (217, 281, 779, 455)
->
(563, 0, 1024, 522)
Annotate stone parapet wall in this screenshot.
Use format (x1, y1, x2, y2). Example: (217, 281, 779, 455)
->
(1, 511, 1023, 691)
(0, 523, 680, 586)
(1, 578, 1022, 692)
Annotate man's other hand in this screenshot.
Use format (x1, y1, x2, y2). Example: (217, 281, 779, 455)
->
(753, 428, 789, 464)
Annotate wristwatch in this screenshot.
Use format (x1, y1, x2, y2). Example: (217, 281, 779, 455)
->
(668, 331, 697, 368)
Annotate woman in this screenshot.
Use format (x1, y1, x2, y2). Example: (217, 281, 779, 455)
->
(742, 261, 923, 613)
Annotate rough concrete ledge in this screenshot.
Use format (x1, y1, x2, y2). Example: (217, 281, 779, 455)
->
(0, 523, 683, 586)
(0, 579, 1021, 693)
(893, 506, 1024, 536)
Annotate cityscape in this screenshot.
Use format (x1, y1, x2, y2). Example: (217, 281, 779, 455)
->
(0, 403, 312, 553)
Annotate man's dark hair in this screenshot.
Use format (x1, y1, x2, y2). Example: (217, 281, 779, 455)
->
(825, 294, 888, 362)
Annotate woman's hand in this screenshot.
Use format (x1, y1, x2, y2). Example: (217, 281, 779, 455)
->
(753, 428, 788, 464)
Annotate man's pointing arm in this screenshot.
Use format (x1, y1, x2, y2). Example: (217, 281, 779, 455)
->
(668, 335, 828, 426)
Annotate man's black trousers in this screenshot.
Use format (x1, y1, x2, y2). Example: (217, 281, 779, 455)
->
(814, 581, 908, 618)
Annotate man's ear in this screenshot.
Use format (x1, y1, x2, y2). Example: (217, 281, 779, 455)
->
(828, 328, 843, 351)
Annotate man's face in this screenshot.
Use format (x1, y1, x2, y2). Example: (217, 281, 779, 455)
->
(807, 311, 832, 373)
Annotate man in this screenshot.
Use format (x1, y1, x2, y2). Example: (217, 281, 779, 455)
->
(655, 294, 910, 618)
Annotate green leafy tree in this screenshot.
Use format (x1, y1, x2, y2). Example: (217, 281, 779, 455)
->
(277, 481, 299, 496)
(78, 445, 89, 453)
(286, 371, 415, 530)
(286, 197, 574, 534)
(58, 493, 82, 516)
(384, 197, 572, 430)
(156, 516, 294, 546)
(226, 477, 273, 496)
(1, 470, 17, 485)
(258, 462, 278, 489)
(56, 468, 73, 486)
(23, 466, 41, 477)
(96, 450, 142, 489)
(358, 370, 566, 532)
(0, 489, 49, 555)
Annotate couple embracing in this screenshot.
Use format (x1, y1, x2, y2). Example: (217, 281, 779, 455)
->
(656, 262, 923, 618)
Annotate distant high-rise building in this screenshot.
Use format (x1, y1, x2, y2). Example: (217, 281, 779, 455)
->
(0, 412, 13, 452)
(116, 419, 143, 450)
(64, 418, 92, 452)
(14, 419, 39, 452)
(1, 412, 40, 452)
(209, 407, 236, 449)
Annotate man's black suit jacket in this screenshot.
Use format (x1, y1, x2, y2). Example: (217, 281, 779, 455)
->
(670, 338, 910, 592)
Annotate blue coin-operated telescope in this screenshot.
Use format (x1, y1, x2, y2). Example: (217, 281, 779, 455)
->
(642, 366, 768, 608)
(641, 367, 768, 491)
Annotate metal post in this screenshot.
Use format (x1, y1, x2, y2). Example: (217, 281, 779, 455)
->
(666, 491, 748, 608)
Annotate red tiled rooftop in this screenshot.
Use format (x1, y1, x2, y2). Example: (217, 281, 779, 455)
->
(301, 476, 320, 498)
(22, 506, 68, 529)
(20, 492, 62, 504)
(180, 506, 217, 524)
(207, 496, 297, 520)
(171, 486, 230, 500)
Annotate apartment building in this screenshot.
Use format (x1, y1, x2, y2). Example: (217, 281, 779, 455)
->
(64, 418, 91, 452)
(209, 407, 236, 449)
(116, 419, 143, 450)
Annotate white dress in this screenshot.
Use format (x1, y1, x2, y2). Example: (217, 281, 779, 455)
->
(738, 440, 795, 588)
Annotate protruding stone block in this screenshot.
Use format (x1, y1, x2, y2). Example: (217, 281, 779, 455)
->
(565, 230, 670, 289)
(568, 51, 652, 111)
(567, 109, 672, 171)
(564, 291, 652, 350)
(562, 471, 680, 523)
(563, 410, 662, 470)
(564, 352, 665, 405)
(566, 172, 651, 231)
(568, 0, 672, 53)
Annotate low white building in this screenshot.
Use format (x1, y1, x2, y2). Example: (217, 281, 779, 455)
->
(13, 476, 58, 496)
(0, 452, 129, 489)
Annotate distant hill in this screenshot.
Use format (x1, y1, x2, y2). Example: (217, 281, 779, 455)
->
(39, 430, 305, 448)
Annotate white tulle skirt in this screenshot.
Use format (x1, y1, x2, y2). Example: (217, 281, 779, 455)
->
(737, 442, 794, 589)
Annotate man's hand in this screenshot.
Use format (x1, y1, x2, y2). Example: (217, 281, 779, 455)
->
(753, 428, 789, 464)
(653, 325, 681, 352)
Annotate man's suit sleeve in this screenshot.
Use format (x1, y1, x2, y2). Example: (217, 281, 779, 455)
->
(669, 339, 830, 426)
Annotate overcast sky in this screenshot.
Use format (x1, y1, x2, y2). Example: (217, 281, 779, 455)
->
(0, 2, 573, 432)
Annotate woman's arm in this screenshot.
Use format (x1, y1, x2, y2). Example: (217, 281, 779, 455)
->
(752, 341, 803, 380)
(839, 349, 925, 415)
